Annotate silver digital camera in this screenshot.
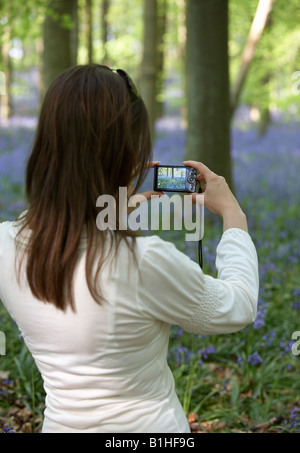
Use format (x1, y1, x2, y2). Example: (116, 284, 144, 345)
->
(153, 165, 197, 193)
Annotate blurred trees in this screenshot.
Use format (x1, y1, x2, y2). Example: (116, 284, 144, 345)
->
(185, 0, 232, 187)
(139, 0, 157, 140)
(43, 0, 78, 91)
(0, 14, 12, 120)
(0, 0, 300, 177)
(230, 0, 274, 120)
(100, 0, 110, 65)
(230, 0, 300, 124)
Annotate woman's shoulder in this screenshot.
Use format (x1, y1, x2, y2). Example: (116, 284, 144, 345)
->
(0, 212, 31, 252)
(0, 220, 13, 228)
(0, 220, 15, 254)
(0, 220, 13, 238)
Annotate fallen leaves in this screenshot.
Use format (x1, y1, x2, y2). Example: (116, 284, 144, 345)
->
(0, 400, 43, 433)
(0, 368, 286, 434)
(0, 377, 43, 433)
(188, 412, 228, 433)
(188, 411, 283, 433)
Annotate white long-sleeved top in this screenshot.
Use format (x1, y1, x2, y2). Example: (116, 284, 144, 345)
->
(0, 219, 259, 433)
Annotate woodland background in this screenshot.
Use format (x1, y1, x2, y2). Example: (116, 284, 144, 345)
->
(1, 0, 300, 185)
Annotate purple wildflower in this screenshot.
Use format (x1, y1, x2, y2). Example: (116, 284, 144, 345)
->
(253, 298, 268, 330)
(262, 330, 276, 346)
(198, 345, 216, 360)
(2, 425, 15, 433)
(176, 346, 191, 365)
(2, 379, 14, 386)
(247, 351, 263, 365)
(284, 407, 300, 433)
(291, 289, 300, 310)
(280, 340, 294, 355)
(222, 379, 230, 392)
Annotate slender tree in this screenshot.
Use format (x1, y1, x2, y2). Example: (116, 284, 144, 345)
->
(86, 0, 93, 63)
(156, 0, 167, 119)
(176, 0, 187, 125)
(230, 0, 274, 119)
(140, 0, 157, 140)
(185, 0, 232, 188)
(101, 0, 110, 65)
(43, 0, 78, 92)
(0, 25, 12, 121)
(0, 1, 13, 121)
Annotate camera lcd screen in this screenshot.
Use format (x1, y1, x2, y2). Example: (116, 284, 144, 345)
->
(156, 166, 187, 191)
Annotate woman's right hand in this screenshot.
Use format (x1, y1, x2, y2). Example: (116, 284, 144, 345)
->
(183, 160, 248, 233)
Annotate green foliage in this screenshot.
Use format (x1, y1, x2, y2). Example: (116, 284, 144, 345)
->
(230, 0, 300, 115)
(1, 0, 299, 117)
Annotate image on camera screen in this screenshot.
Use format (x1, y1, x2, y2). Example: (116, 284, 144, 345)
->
(157, 166, 187, 191)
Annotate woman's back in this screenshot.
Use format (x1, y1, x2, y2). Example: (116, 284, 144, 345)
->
(0, 218, 258, 432)
(0, 221, 190, 432)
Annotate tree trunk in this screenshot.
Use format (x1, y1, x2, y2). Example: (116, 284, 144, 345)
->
(258, 106, 271, 136)
(256, 15, 274, 136)
(101, 0, 110, 65)
(140, 0, 157, 140)
(155, 0, 167, 119)
(43, 0, 78, 92)
(86, 0, 93, 63)
(0, 23, 13, 121)
(36, 37, 45, 110)
(176, 0, 187, 126)
(185, 0, 232, 189)
(230, 0, 274, 119)
(70, 0, 79, 66)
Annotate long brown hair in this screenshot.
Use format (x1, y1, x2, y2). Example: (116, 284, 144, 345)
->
(16, 64, 152, 311)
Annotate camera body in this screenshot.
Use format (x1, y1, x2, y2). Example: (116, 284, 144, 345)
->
(153, 165, 197, 193)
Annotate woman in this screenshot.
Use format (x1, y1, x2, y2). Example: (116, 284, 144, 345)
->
(0, 64, 258, 433)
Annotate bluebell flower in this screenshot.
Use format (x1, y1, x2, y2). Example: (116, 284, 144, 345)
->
(291, 289, 300, 310)
(253, 298, 268, 330)
(262, 330, 275, 346)
(198, 345, 216, 360)
(2, 425, 15, 433)
(176, 346, 191, 365)
(284, 407, 300, 433)
(247, 351, 263, 365)
(2, 379, 14, 386)
(222, 379, 229, 392)
(280, 340, 294, 355)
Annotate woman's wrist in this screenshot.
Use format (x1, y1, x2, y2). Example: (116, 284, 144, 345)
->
(222, 206, 248, 233)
